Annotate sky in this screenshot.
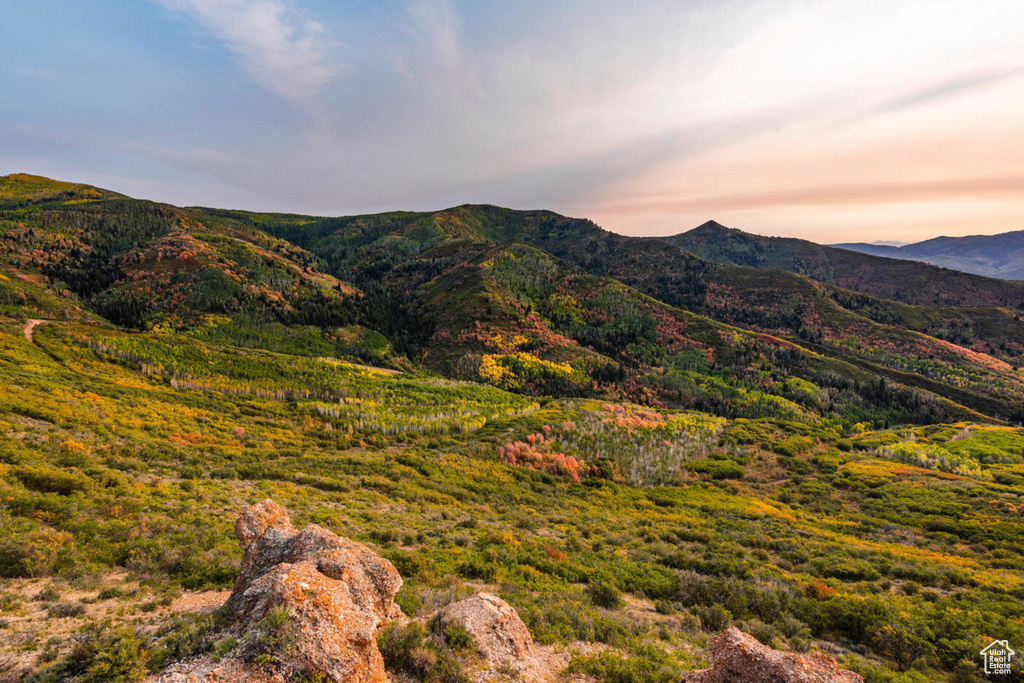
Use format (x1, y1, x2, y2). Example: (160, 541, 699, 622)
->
(1, 0, 1023, 242)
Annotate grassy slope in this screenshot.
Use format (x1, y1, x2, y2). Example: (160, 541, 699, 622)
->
(0, 174, 402, 368)
(0, 319, 1022, 681)
(5, 176, 1024, 422)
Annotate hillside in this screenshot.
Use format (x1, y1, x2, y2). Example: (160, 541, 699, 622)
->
(263, 204, 1024, 423)
(6, 176, 1024, 423)
(2, 175, 1024, 681)
(669, 221, 1024, 306)
(666, 221, 1024, 366)
(835, 229, 1024, 280)
(0, 174, 399, 366)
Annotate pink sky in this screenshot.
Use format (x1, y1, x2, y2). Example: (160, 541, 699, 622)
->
(2, 0, 1023, 242)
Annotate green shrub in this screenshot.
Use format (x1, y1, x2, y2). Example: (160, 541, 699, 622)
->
(151, 613, 218, 669)
(244, 607, 297, 665)
(441, 621, 475, 654)
(688, 459, 744, 480)
(213, 636, 238, 661)
(565, 649, 678, 683)
(47, 602, 86, 618)
(28, 621, 150, 683)
(771, 436, 815, 457)
(588, 580, 624, 609)
(377, 621, 469, 683)
(12, 466, 93, 495)
(695, 604, 732, 632)
(457, 556, 500, 583)
(36, 585, 62, 602)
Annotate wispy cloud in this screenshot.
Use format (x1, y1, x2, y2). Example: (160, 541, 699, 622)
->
(851, 65, 1024, 123)
(407, 0, 462, 72)
(156, 0, 341, 110)
(593, 175, 1024, 215)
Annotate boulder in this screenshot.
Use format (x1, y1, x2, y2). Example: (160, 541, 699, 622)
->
(150, 501, 543, 683)
(435, 592, 533, 667)
(682, 626, 863, 683)
(227, 500, 404, 683)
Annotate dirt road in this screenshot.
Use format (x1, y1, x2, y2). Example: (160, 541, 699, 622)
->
(23, 318, 46, 342)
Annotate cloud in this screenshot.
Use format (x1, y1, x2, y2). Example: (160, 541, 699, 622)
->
(156, 0, 341, 110)
(851, 65, 1024, 123)
(407, 0, 462, 72)
(592, 175, 1024, 215)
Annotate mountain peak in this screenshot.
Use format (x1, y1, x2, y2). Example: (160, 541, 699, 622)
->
(693, 219, 730, 232)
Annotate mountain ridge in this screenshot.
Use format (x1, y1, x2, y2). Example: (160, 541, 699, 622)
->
(833, 229, 1024, 280)
(4, 173, 1024, 424)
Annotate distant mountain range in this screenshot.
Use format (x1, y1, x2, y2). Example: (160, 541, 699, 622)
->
(833, 231, 1024, 280)
(668, 220, 1024, 307)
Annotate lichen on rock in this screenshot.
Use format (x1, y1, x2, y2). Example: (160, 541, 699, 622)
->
(682, 626, 863, 683)
(152, 501, 547, 683)
(175, 499, 407, 683)
(435, 592, 533, 668)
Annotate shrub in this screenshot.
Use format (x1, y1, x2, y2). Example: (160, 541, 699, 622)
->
(565, 649, 678, 683)
(695, 604, 732, 632)
(47, 602, 86, 618)
(36, 585, 62, 602)
(213, 636, 238, 661)
(771, 436, 814, 457)
(689, 458, 744, 480)
(949, 658, 985, 683)
(151, 613, 218, 669)
(587, 580, 623, 609)
(377, 621, 469, 683)
(742, 618, 779, 648)
(0, 528, 73, 578)
(457, 556, 500, 583)
(441, 621, 475, 654)
(244, 607, 297, 666)
(28, 621, 150, 683)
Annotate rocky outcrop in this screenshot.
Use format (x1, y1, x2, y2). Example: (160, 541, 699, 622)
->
(436, 592, 533, 668)
(152, 500, 547, 683)
(216, 500, 404, 682)
(682, 627, 863, 683)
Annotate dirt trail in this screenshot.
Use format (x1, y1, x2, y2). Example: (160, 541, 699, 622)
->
(24, 318, 46, 342)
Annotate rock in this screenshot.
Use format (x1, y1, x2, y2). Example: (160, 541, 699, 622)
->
(149, 501, 542, 683)
(225, 500, 403, 683)
(436, 592, 533, 667)
(682, 626, 863, 683)
(151, 658, 285, 683)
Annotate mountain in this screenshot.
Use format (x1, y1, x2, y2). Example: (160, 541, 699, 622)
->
(5, 175, 1024, 423)
(667, 221, 1024, 367)
(0, 173, 400, 365)
(670, 221, 1024, 306)
(261, 205, 1024, 423)
(834, 230, 1024, 280)
(3, 174, 1024, 683)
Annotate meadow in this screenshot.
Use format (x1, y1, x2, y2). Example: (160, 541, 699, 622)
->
(1, 319, 1022, 682)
